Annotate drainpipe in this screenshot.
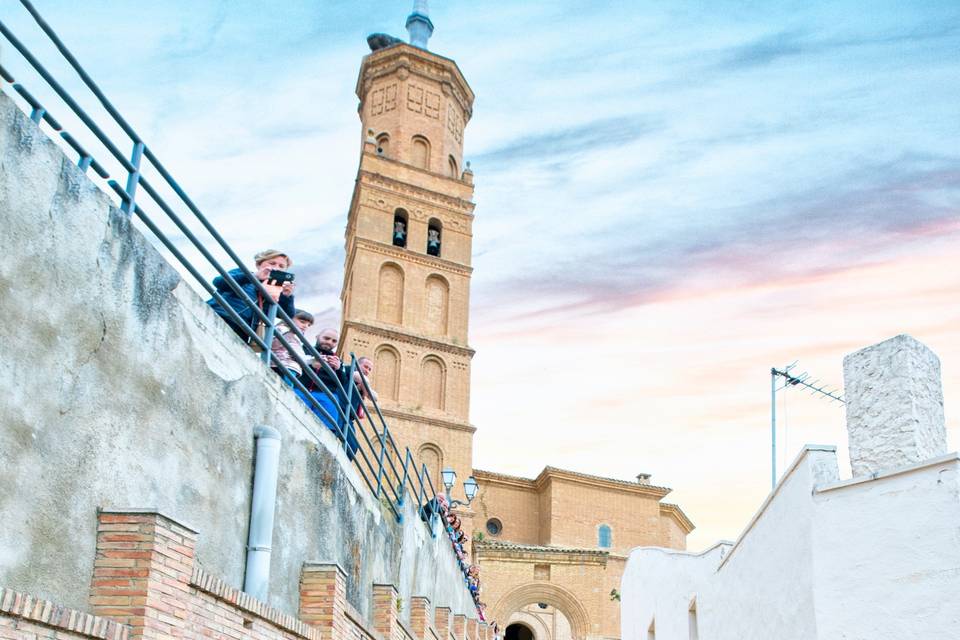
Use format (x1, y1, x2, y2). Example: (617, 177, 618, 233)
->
(244, 425, 281, 601)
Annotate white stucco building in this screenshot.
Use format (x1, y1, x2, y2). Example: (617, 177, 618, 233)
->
(621, 335, 960, 640)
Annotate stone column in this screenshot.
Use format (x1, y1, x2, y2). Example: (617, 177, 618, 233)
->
(300, 563, 348, 640)
(372, 584, 399, 638)
(409, 596, 432, 639)
(843, 334, 947, 476)
(467, 617, 479, 640)
(89, 509, 196, 639)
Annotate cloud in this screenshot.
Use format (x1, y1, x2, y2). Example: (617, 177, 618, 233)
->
(715, 23, 959, 72)
(471, 115, 663, 169)
(472, 156, 960, 324)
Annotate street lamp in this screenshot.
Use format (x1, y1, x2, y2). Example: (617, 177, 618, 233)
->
(441, 467, 478, 508)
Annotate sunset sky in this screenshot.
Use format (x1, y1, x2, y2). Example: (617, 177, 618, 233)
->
(3, 0, 958, 549)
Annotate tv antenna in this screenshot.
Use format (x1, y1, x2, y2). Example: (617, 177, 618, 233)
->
(770, 362, 844, 490)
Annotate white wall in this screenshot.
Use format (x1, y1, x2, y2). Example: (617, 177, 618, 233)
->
(620, 446, 960, 639)
(812, 455, 960, 638)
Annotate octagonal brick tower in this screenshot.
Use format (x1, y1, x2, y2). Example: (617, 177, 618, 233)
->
(339, 37, 477, 526)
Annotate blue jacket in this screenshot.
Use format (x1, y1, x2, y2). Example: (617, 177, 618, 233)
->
(207, 268, 295, 329)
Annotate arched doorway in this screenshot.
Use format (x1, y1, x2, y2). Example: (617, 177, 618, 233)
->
(505, 622, 535, 640)
(491, 583, 591, 640)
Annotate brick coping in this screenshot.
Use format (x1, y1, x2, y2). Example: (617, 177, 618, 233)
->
(189, 566, 321, 640)
(0, 587, 129, 640)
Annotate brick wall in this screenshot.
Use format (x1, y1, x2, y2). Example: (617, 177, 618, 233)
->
(0, 508, 487, 640)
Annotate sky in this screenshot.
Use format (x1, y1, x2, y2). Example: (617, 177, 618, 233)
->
(3, 0, 959, 550)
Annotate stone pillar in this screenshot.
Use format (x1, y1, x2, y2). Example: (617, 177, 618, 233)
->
(479, 622, 489, 640)
(467, 617, 479, 640)
(89, 509, 197, 639)
(453, 613, 467, 640)
(435, 606, 452, 637)
(372, 584, 399, 638)
(843, 334, 947, 476)
(300, 563, 348, 640)
(409, 596, 432, 639)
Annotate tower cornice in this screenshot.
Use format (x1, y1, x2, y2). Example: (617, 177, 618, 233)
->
(350, 237, 473, 277)
(343, 319, 475, 358)
(380, 407, 476, 434)
(358, 167, 476, 217)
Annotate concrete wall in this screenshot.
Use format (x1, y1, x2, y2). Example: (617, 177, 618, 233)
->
(0, 92, 475, 622)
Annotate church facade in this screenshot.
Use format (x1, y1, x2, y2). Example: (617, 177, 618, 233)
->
(338, 11, 694, 639)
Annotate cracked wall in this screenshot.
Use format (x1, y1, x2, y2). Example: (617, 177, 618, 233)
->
(0, 92, 476, 623)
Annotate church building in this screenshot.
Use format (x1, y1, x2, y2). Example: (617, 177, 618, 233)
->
(338, 5, 695, 638)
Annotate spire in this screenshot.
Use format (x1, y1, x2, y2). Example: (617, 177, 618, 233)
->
(405, 0, 434, 49)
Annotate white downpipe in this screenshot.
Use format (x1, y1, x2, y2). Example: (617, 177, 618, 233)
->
(243, 425, 281, 601)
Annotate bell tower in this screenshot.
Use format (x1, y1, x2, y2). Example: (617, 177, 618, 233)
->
(340, 6, 477, 512)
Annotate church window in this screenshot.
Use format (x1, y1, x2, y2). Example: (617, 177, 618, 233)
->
(485, 518, 502, 536)
(420, 356, 446, 410)
(426, 218, 442, 257)
(377, 263, 404, 324)
(448, 155, 459, 178)
(598, 524, 612, 548)
(417, 443, 443, 487)
(376, 133, 390, 157)
(424, 275, 449, 335)
(411, 135, 430, 169)
(374, 346, 400, 401)
(392, 209, 408, 248)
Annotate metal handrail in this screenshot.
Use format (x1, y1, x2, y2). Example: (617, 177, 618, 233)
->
(0, 1, 459, 538)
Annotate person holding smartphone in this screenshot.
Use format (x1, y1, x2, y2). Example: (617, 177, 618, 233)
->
(206, 249, 296, 342)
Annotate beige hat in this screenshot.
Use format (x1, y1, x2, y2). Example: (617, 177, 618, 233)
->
(253, 249, 291, 267)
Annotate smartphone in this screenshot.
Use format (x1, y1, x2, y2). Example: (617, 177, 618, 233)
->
(267, 270, 294, 286)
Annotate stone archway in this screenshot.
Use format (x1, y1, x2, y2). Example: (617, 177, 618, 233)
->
(491, 583, 591, 640)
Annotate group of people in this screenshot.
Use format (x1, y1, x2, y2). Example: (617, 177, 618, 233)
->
(206, 249, 375, 458)
(427, 494, 489, 622)
(206, 249, 494, 626)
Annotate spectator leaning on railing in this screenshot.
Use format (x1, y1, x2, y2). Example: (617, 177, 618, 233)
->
(207, 249, 296, 342)
(270, 310, 314, 383)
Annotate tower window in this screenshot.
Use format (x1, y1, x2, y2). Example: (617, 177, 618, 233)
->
(393, 209, 408, 248)
(598, 524, 612, 548)
(411, 135, 430, 170)
(426, 219, 442, 257)
(485, 518, 502, 536)
(448, 155, 459, 178)
(376, 133, 390, 157)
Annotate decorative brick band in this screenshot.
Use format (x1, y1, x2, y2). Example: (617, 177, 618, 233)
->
(190, 566, 320, 640)
(0, 587, 129, 640)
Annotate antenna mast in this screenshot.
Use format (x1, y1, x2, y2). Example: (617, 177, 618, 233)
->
(770, 363, 844, 489)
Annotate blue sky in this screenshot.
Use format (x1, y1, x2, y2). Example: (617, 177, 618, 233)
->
(3, 1, 959, 547)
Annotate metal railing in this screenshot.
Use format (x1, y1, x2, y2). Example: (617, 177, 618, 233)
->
(0, 1, 448, 532)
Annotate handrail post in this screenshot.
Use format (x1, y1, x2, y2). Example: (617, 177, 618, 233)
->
(29, 105, 45, 124)
(260, 301, 279, 365)
(375, 430, 387, 499)
(121, 141, 144, 215)
(398, 451, 410, 509)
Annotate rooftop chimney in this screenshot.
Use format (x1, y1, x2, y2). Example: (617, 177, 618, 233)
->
(843, 334, 947, 477)
(636, 473, 652, 485)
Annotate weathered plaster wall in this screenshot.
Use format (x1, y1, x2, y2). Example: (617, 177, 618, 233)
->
(0, 92, 475, 621)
